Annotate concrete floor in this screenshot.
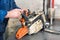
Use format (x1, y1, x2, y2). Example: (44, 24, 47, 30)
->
(7, 20, 60, 40)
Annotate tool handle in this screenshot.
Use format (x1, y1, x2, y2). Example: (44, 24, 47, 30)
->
(21, 14, 29, 21)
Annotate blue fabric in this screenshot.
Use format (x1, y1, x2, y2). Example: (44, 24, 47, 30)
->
(0, 32, 3, 40)
(0, 0, 20, 40)
(0, 10, 7, 22)
(0, 36, 3, 40)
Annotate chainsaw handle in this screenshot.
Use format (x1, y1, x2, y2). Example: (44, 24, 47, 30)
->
(21, 9, 30, 21)
(21, 14, 29, 21)
(16, 9, 30, 39)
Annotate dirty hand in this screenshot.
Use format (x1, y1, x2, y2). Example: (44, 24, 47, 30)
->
(21, 8, 28, 14)
(5, 9, 22, 18)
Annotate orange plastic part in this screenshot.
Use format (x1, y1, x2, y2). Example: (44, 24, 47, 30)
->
(16, 11, 29, 39)
(16, 26, 28, 39)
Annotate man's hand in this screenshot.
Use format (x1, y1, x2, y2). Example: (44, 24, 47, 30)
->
(5, 9, 22, 18)
(21, 8, 28, 14)
(5, 8, 28, 19)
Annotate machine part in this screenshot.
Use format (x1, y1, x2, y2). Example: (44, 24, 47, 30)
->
(16, 9, 30, 39)
(41, 13, 46, 23)
(44, 28, 60, 35)
(28, 11, 45, 35)
(29, 11, 46, 22)
(37, 11, 47, 24)
(28, 19, 43, 35)
(16, 26, 28, 39)
(16, 18, 28, 40)
(45, 22, 50, 28)
(37, 10, 60, 35)
(43, 0, 60, 35)
(47, 8, 55, 25)
(43, 0, 48, 15)
(29, 14, 40, 22)
(50, 8, 55, 25)
(44, 8, 60, 35)
(21, 14, 29, 21)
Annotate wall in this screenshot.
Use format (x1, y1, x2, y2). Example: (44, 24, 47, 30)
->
(55, 0, 60, 18)
(15, 0, 60, 19)
(15, 0, 43, 12)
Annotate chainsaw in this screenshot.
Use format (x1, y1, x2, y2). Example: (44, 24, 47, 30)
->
(16, 10, 47, 39)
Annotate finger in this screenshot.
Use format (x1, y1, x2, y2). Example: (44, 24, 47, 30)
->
(16, 9, 22, 12)
(23, 9, 28, 14)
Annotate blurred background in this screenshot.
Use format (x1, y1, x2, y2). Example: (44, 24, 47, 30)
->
(15, 0, 60, 19)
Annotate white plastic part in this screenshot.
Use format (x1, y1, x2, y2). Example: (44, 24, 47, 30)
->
(28, 20, 43, 35)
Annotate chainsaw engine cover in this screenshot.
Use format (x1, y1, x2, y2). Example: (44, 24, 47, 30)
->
(28, 19, 43, 35)
(27, 13, 44, 35)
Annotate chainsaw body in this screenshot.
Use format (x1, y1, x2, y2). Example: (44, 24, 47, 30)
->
(16, 10, 46, 39)
(27, 11, 46, 35)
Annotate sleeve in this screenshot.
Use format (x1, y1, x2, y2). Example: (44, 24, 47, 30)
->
(0, 10, 7, 22)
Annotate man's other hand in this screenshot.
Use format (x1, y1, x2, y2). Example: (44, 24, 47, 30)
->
(5, 9, 22, 18)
